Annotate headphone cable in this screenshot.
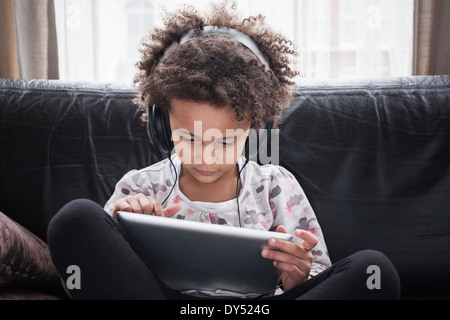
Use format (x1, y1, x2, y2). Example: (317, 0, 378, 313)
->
(161, 153, 177, 206)
(163, 152, 248, 228)
(236, 157, 249, 228)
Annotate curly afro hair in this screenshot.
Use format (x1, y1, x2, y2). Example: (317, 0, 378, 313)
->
(134, 0, 299, 130)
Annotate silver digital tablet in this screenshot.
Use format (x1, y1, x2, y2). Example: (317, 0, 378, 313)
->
(116, 211, 293, 296)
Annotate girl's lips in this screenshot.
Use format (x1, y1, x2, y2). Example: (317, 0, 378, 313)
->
(195, 169, 217, 176)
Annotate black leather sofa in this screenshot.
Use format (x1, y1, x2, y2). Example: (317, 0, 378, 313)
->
(0, 76, 449, 299)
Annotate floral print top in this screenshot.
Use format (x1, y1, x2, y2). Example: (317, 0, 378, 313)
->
(104, 154, 331, 282)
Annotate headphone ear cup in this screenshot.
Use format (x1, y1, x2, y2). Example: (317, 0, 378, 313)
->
(244, 136, 250, 160)
(148, 104, 173, 158)
(245, 122, 273, 164)
(265, 121, 273, 160)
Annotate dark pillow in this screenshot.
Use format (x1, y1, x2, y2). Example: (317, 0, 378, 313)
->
(0, 211, 60, 289)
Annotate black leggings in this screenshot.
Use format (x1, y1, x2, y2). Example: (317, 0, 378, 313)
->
(47, 199, 401, 300)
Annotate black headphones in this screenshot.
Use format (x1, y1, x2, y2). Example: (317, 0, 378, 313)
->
(147, 104, 174, 158)
(146, 104, 273, 227)
(146, 104, 273, 163)
(148, 26, 274, 161)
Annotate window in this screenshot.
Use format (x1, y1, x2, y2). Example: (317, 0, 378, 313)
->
(126, 1, 154, 62)
(55, 0, 155, 83)
(55, 0, 414, 83)
(340, 0, 361, 47)
(296, 0, 414, 78)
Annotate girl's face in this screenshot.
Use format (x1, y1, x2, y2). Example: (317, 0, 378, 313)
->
(169, 98, 251, 184)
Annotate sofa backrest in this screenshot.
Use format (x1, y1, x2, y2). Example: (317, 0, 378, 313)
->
(1, 76, 449, 298)
(0, 79, 164, 241)
(279, 76, 450, 297)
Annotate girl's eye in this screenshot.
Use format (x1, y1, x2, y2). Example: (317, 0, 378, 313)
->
(183, 137, 197, 143)
(181, 136, 234, 146)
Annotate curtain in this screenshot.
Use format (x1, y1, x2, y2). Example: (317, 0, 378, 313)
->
(54, 0, 415, 82)
(0, 0, 59, 79)
(413, 0, 450, 75)
(0, 0, 19, 78)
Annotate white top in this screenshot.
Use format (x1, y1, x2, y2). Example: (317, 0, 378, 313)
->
(104, 154, 331, 296)
(169, 154, 246, 211)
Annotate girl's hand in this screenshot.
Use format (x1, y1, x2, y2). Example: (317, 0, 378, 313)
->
(112, 194, 182, 219)
(262, 225, 318, 292)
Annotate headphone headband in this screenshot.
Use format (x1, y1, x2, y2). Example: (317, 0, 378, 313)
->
(163, 26, 271, 71)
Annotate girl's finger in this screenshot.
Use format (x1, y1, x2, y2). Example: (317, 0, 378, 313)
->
(273, 260, 305, 278)
(136, 194, 154, 215)
(126, 196, 143, 214)
(163, 203, 183, 218)
(268, 237, 301, 257)
(263, 246, 303, 267)
(276, 225, 289, 234)
(112, 199, 132, 218)
(149, 197, 164, 216)
(294, 229, 319, 251)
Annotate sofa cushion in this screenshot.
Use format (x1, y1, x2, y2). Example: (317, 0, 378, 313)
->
(0, 211, 60, 289)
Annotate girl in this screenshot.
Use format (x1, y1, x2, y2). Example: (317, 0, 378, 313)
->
(48, 1, 400, 300)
